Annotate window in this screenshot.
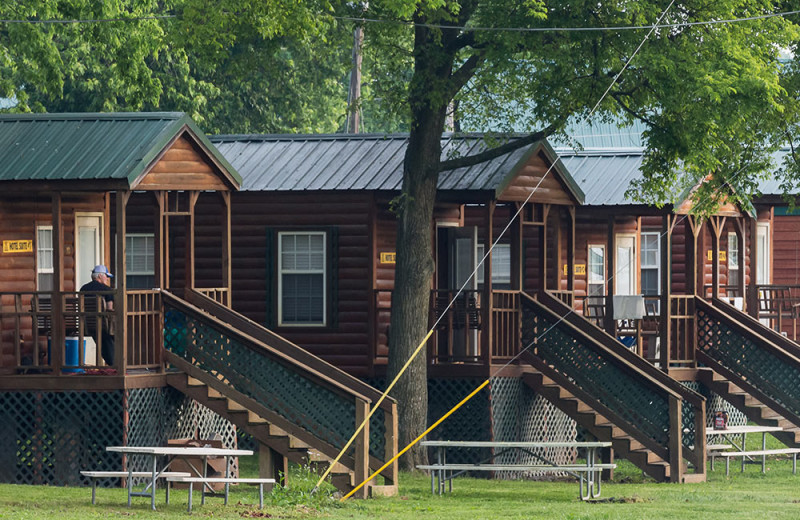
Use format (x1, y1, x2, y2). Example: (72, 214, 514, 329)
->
(640, 232, 660, 297)
(37, 226, 54, 291)
(476, 243, 511, 289)
(727, 232, 740, 286)
(278, 231, 326, 326)
(126, 234, 155, 289)
(587, 244, 605, 298)
(615, 235, 636, 295)
(756, 223, 770, 284)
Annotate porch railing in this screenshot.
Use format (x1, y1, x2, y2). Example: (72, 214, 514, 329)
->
(372, 289, 524, 366)
(1, 289, 161, 374)
(195, 287, 230, 307)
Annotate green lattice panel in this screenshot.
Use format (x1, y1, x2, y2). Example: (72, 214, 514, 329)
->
(521, 300, 671, 447)
(0, 391, 124, 486)
(697, 310, 800, 418)
(165, 306, 381, 458)
(427, 379, 491, 465)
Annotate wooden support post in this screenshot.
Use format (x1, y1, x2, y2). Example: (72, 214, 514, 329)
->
(51, 192, 64, 373)
(709, 216, 724, 300)
(540, 204, 550, 294)
(115, 191, 130, 373)
(668, 395, 684, 483)
(221, 191, 232, 307)
(659, 214, 673, 370)
(511, 203, 522, 291)
(604, 216, 615, 335)
(384, 402, 399, 486)
(735, 217, 746, 308)
(354, 399, 371, 498)
(692, 398, 707, 475)
(153, 192, 165, 290)
(258, 444, 288, 487)
(554, 207, 563, 291)
(747, 216, 759, 318)
(567, 207, 576, 296)
(482, 202, 494, 365)
(185, 191, 200, 291)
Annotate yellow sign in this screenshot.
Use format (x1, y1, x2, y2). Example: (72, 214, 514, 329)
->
(380, 252, 396, 264)
(564, 264, 587, 275)
(706, 250, 727, 262)
(3, 240, 32, 253)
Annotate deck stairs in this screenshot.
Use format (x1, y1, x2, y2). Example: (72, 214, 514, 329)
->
(161, 289, 398, 498)
(695, 297, 800, 447)
(519, 291, 707, 483)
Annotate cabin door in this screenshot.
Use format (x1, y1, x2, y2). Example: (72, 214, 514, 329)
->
(436, 226, 479, 360)
(75, 214, 104, 289)
(615, 234, 637, 295)
(75, 213, 104, 365)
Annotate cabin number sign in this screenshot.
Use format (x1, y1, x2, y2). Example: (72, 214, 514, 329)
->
(380, 252, 396, 264)
(3, 240, 32, 253)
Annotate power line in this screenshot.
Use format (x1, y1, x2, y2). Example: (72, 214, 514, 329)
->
(333, 9, 800, 33)
(0, 14, 176, 24)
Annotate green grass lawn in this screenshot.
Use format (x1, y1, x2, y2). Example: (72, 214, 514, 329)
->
(2, 434, 799, 519)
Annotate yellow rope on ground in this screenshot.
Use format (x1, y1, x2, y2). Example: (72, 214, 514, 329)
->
(340, 379, 490, 501)
(312, 328, 435, 492)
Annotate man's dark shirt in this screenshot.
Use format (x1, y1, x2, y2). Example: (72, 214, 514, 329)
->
(79, 280, 114, 304)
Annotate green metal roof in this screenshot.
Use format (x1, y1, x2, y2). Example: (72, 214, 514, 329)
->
(0, 112, 241, 188)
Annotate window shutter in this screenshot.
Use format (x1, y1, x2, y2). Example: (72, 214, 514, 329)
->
(329, 226, 339, 328)
(265, 227, 275, 329)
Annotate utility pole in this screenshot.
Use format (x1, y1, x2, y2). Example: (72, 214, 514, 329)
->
(346, 13, 365, 134)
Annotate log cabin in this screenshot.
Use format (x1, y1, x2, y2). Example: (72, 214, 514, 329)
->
(206, 133, 708, 482)
(0, 113, 398, 498)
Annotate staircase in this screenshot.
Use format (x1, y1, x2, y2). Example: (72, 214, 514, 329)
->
(161, 289, 399, 498)
(519, 291, 707, 483)
(695, 297, 800, 447)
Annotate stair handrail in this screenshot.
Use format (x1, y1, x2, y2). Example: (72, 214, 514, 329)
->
(540, 290, 706, 407)
(163, 290, 376, 404)
(522, 291, 707, 479)
(696, 296, 800, 426)
(179, 289, 396, 410)
(706, 297, 800, 360)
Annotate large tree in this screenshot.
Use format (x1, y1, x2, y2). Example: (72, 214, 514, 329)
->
(0, 1, 353, 134)
(357, 0, 799, 469)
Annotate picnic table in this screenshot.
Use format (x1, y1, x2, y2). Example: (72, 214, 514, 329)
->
(419, 440, 614, 500)
(105, 445, 253, 510)
(706, 425, 797, 475)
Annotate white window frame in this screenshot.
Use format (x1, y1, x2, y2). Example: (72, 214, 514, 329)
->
(476, 243, 511, 287)
(278, 231, 327, 327)
(125, 233, 155, 288)
(640, 231, 661, 294)
(727, 232, 740, 286)
(615, 234, 637, 296)
(587, 244, 606, 297)
(756, 222, 770, 285)
(36, 225, 54, 291)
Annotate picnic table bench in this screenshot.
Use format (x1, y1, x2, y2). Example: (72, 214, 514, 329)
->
(419, 441, 614, 500)
(80, 470, 191, 505)
(166, 476, 276, 512)
(706, 425, 800, 475)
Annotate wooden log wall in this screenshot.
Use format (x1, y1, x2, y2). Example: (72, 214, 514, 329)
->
(198, 191, 375, 376)
(0, 194, 105, 369)
(773, 213, 800, 285)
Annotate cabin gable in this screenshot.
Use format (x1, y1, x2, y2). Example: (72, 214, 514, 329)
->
(132, 133, 232, 191)
(497, 146, 582, 205)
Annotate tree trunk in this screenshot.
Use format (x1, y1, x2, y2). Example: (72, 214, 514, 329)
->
(386, 7, 470, 471)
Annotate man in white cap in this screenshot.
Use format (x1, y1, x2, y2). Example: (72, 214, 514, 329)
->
(79, 265, 115, 366)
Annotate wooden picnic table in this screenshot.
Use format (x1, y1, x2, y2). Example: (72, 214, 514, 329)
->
(106, 445, 253, 510)
(419, 440, 613, 500)
(706, 425, 785, 474)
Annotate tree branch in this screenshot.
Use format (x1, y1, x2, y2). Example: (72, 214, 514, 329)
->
(447, 52, 485, 100)
(438, 121, 562, 172)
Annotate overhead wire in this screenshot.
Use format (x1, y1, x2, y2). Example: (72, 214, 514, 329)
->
(334, 0, 681, 501)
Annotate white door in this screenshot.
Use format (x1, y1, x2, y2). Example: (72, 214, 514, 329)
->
(75, 214, 103, 288)
(75, 214, 103, 365)
(756, 223, 770, 284)
(615, 234, 636, 295)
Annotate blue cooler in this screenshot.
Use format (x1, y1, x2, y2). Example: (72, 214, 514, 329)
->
(48, 337, 86, 373)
